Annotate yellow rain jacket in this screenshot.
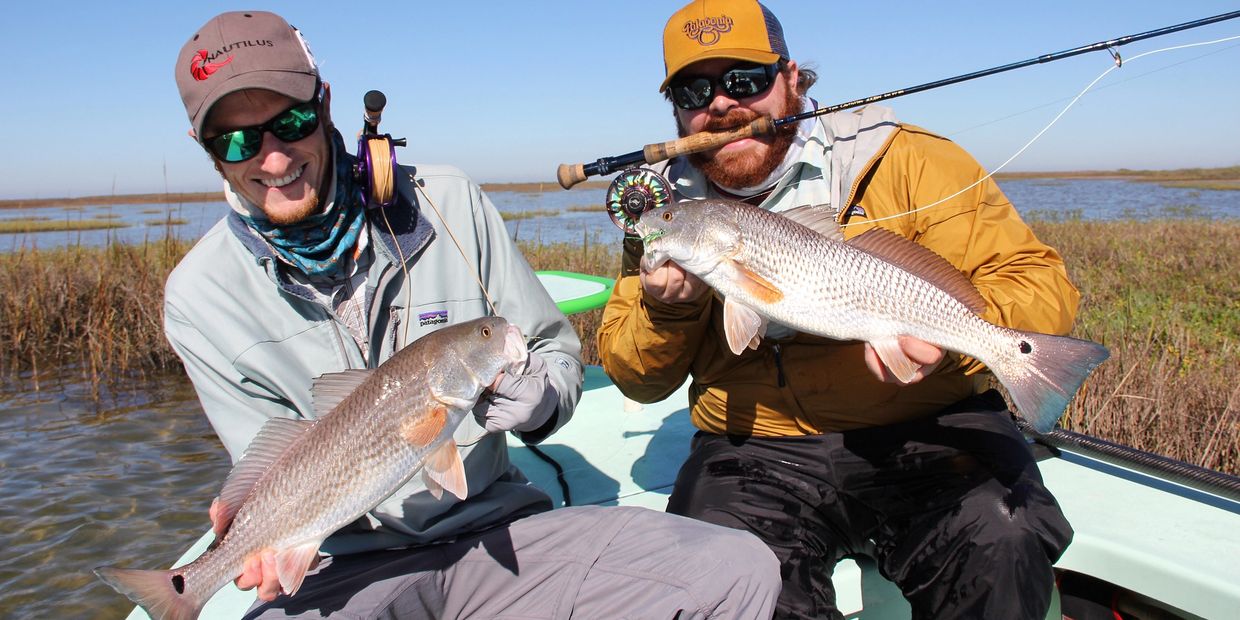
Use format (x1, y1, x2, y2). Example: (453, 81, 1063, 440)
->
(598, 105, 1080, 436)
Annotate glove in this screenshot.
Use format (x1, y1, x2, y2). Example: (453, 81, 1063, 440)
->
(472, 351, 559, 434)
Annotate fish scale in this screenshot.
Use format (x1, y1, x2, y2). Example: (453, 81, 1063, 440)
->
(636, 198, 1109, 434)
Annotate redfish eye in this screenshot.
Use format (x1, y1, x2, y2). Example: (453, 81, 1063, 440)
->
(480, 326, 492, 338)
(661, 211, 673, 222)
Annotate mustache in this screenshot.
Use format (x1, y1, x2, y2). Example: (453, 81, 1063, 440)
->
(700, 108, 762, 133)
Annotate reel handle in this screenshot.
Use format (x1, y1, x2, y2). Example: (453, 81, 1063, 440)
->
(556, 116, 775, 189)
(363, 90, 387, 135)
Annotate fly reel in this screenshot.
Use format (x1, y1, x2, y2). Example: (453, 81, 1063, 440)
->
(354, 90, 406, 209)
(605, 168, 673, 234)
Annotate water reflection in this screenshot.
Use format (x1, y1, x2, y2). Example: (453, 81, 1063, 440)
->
(0, 372, 227, 619)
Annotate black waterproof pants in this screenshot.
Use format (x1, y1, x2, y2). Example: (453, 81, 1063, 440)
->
(666, 391, 1073, 620)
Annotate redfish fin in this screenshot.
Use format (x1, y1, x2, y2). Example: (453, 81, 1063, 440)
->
(276, 542, 322, 597)
(870, 337, 921, 384)
(731, 263, 785, 305)
(217, 418, 314, 531)
(723, 298, 767, 355)
(94, 566, 203, 620)
(999, 330, 1111, 433)
(847, 228, 987, 314)
(423, 441, 468, 501)
(781, 205, 843, 241)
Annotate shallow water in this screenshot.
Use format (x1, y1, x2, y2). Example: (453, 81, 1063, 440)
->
(0, 372, 226, 619)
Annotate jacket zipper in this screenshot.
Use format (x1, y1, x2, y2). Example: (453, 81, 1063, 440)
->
(771, 343, 787, 388)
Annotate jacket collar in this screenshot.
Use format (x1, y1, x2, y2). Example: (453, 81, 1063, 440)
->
(226, 167, 434, 302)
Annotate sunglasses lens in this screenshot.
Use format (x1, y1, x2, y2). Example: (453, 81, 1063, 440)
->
(208, 130, 262, 163)
(669, 63, 778, 110)
(271, 104, 320, 142)
(721, 65, 773, 98)
(671, 77, 714, 110)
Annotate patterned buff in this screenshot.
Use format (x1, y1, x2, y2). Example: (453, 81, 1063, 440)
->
(241, 132, 366, 279)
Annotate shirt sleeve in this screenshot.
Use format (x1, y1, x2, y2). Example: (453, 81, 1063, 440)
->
(164, 298, 294, 462)
(470, 182, 584, 441)
(876, 127, 1081, 375)
(596, 236, 715, 403)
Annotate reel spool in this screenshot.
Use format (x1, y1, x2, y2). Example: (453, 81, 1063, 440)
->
(354, 90, 406, 209)
(605, 168, 673, 234)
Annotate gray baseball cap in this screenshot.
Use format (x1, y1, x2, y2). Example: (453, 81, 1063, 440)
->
(174, 11, 320, 138)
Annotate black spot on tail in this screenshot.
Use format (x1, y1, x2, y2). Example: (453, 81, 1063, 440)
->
(1019, 340, 1032, 354)
(172, 574, 185, 594)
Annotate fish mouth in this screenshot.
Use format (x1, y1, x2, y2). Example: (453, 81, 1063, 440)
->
(640, 229, 666, 245)
(503, 324, 528, 373)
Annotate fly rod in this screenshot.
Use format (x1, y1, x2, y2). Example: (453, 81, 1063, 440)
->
(557, 9, 1240, 189)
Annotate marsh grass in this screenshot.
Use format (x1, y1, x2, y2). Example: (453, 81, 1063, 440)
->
(499, 209, 560, 221)
(2, 220, 1235, 473)
(1028, 218, 1239, 474)
(0, 218, 130, 233)
(0, 237, 190, 396)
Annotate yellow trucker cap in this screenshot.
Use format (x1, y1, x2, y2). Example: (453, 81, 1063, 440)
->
(661, 0, 789, 92)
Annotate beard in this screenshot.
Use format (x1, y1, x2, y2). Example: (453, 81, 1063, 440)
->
(683, 85, 804, 190)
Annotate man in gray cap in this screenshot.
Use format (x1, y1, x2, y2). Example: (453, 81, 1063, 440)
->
(114, 10, 780, 620)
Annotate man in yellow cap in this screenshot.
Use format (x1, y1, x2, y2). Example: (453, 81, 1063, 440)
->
(598, 1, 1081, 618)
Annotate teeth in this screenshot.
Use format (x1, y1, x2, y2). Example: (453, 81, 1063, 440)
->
(260, 164, 305, 188)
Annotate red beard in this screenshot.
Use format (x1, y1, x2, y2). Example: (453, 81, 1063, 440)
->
(685, 85, 804, 190)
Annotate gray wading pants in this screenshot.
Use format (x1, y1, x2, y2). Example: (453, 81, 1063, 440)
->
(244, 505, 780, 619)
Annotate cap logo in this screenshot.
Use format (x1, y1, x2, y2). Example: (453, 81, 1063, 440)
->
(189, 49, 233, 81)
(682, 15, 733, 46)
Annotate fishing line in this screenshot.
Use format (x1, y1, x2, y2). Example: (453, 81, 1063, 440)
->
(409, 176, 501, 317)
(849, 33, 1240, 229)
(946, 41, 1240, 138)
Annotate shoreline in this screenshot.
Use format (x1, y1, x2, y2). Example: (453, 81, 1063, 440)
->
(3, 166, 1237, 209)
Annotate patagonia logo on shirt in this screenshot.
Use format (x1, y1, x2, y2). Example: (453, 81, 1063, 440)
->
(418, 310, 448, 327)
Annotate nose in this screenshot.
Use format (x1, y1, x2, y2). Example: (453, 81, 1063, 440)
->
(706, 90, 739, 116)
(255, 131, 294, 171)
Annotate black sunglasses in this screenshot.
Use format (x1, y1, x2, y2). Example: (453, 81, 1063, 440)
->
(668, 62, 782, 111)
(203, 101, 321, 163)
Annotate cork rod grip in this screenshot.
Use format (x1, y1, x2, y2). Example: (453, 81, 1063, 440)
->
(643, 117, 775, 163)
(557, 163, 588, 190)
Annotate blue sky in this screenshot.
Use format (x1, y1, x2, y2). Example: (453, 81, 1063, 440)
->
(1, 1, 1238, 199)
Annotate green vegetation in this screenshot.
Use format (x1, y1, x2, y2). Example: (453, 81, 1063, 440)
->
(1029, 218, 1238, 475)
(499, 209, 560, 221)
(0, 218, 129, 233)
(1, 221, 1235, 474)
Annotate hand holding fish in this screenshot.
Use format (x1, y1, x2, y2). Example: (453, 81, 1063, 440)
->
(473, 352, 559, 434)
(639, 256, 710, 304)
(864, 336, 944, 385)
(208, 499, 318, 602)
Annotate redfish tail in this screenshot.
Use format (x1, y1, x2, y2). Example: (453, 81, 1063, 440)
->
(94, 566, 204, 620)
(999, 330, 1110, 434)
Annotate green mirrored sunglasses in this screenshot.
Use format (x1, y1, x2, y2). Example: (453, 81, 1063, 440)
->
(203, 102, 321, 163)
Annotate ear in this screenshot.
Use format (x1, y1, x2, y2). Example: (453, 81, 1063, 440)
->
(320, 81, 333, 130)
(783, 59, 800, 93)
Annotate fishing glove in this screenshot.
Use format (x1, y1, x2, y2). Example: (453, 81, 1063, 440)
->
(472, 351, 559, 435)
